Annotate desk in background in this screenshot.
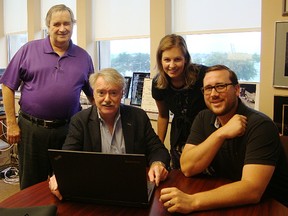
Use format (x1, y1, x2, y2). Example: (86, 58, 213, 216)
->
(0, 170, 287, 216)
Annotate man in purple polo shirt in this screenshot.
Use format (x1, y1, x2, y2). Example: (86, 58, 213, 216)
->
(0, 4, 94, 189)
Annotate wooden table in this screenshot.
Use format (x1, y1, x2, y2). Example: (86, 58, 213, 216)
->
(0, 170, 287, 215)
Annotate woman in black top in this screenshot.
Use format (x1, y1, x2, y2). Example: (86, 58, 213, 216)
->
(152, 34, 207, 169)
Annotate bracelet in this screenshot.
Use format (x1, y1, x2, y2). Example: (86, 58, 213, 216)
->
(151, 161, 166, 168)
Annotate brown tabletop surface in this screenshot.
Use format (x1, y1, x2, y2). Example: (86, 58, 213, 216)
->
(0, 169, 287, 215)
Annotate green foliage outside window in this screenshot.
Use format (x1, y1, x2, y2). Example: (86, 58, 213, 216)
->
(111, 52, 260, 82)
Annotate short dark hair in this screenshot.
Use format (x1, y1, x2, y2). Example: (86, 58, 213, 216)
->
(205, 65, 239, 85)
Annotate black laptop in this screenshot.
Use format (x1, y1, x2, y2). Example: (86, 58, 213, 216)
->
(48, 149, 155, 207)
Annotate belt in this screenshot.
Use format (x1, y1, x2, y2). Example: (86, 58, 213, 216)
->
(20, 111, 68, 129)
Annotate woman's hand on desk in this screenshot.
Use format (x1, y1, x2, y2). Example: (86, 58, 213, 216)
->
(148, 161, 169, 186)
(49, 175, 63, 200)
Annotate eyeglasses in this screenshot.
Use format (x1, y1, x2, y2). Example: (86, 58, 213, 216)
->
(201, 83, 234, 95)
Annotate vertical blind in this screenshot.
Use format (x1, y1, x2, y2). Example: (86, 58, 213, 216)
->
(4, 0, 27, 34)
(94, 0, 150, 40)
(172, 0, 261, 34)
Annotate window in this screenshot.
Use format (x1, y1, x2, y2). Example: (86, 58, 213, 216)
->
(7, 33, 28, 62)
(98, 38, 150, 77)
(186, 32, 261, 82)
(93, 0, 150, 102)
(94, 0, 149, 40)
(98, 38, 150, 100)
(4, 0, 27, 34)
(172, 0, 261, 83)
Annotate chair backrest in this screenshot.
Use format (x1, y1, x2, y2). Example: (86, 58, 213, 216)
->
(280, 135, 288, 166)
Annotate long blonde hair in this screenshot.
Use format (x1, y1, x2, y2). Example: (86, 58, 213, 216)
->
(154, 34, 198, 89)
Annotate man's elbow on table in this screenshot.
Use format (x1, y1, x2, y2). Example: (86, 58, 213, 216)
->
(181, 164, 201, 178)
(244, 186, 265, 204)
(180, 156, 200, 177)
(180, 144, 202, 177)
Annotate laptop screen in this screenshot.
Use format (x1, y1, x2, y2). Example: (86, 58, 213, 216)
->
(48, 149, 155, 207)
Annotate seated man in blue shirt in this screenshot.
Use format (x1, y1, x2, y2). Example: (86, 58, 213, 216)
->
(50, 68, 170, 199)
(160, 65, 288, 213)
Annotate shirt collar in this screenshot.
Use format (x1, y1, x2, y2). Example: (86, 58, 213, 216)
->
(214, 118, 221, 128)
(97, 108, 121, 124)
(43, 36, 76, 57)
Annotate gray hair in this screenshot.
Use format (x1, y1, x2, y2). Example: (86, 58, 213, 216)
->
(45, 4, 76, 28)
(89, 68, 125, 90)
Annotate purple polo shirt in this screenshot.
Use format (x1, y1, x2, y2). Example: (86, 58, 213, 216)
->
(0, 37, 94, 120)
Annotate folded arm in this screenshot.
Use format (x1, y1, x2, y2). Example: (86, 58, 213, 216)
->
(181, 114, 247, 177)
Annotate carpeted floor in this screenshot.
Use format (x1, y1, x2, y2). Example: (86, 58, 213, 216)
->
(0, 179, 20, 202)
(0, 144, 20, 202)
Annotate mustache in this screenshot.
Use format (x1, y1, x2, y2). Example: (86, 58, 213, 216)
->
(102, 102, 113, 107)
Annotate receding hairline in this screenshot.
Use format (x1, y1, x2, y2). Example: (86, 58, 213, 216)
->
(45, 4, 76, 28)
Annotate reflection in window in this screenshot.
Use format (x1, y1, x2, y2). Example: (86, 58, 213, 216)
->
(186, 32, 261, 82)
(7, 33, 28, 62)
